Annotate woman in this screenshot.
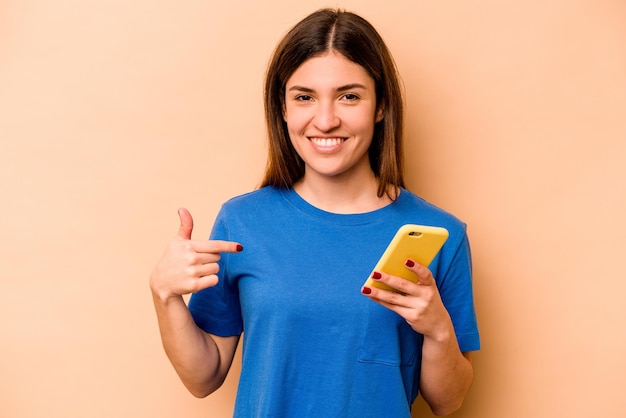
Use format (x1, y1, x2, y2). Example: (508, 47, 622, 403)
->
(150, 8, 479, 417)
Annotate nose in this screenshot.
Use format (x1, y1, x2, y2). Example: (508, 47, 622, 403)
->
(313, 101, 340, 132)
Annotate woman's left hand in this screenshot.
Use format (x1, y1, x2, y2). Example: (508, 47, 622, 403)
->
(362, 259, 452, 339)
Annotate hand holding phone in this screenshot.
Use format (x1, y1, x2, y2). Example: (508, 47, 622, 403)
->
(363, 224, 448, 292)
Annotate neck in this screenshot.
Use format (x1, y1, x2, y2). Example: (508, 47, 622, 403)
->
(293, 171, 393, 214)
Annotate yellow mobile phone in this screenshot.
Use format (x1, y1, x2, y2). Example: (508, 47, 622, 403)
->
(364, 224, 449, 292)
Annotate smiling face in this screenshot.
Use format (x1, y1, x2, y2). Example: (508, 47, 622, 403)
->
(283, 51, 383, 184)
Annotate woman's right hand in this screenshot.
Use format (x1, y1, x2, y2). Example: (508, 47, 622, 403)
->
(149, 207, 243, 302)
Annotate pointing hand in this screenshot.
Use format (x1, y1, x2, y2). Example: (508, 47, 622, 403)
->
(150, 208, 243, 302)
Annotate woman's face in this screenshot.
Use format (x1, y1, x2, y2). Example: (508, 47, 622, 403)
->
(283, 51, 382, 183)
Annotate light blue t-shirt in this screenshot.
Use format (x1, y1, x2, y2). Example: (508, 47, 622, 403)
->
(189, 186, 480, 417)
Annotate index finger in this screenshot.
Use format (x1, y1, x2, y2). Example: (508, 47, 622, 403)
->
(192, 240, 244, 254)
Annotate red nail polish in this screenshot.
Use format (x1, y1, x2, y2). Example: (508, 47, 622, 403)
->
(362, 287, 372, 295)
(405, 259, 415, 268)
(236, 244, 244, 252)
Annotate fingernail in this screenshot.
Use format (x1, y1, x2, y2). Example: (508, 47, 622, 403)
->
(362, 287, 372, 295)
(405, 259, 415, 268)
(372, 271, 382, 280)
(236, 244, 244, 252)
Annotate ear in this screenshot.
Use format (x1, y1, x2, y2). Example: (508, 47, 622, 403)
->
(375, 106, 384, 123)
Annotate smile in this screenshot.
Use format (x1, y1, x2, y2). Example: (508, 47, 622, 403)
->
(309, 137, 346, 147)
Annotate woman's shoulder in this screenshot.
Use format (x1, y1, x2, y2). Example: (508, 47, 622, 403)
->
(221, 186, 285, 211)
(397, 189, 467, 234)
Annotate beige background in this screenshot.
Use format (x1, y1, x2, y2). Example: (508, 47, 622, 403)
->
(1, 0, 625, 417)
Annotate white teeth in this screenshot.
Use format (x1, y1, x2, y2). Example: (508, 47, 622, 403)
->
(311, 138, 343, 147)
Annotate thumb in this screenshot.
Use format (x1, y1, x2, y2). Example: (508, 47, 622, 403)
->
(176, 207, 194, 240)
(407, 259, 434, 286)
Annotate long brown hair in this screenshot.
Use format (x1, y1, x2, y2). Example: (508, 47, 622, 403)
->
(260, 8, 405, 199)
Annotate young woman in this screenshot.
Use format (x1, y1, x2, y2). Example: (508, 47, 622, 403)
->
(150, 8, 479, 417)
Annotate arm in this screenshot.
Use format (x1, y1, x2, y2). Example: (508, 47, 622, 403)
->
(419, 323, 474, 415)
(150, 208, 242, 397)
(151, 293, 239, 397)
(362, 260, 474, 416)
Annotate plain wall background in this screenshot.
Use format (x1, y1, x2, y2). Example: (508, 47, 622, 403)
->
(1, 0, 625, 417)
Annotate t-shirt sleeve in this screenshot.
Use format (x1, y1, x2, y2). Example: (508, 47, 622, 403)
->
(188, 208, 243, 337)
(436, 227, 480, 352)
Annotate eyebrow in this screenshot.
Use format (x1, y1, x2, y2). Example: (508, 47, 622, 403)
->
(287, 83, 368, 93)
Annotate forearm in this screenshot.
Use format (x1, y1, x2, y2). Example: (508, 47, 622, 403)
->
(151, 292, 226, 397)
(419, 322, 474, 416)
